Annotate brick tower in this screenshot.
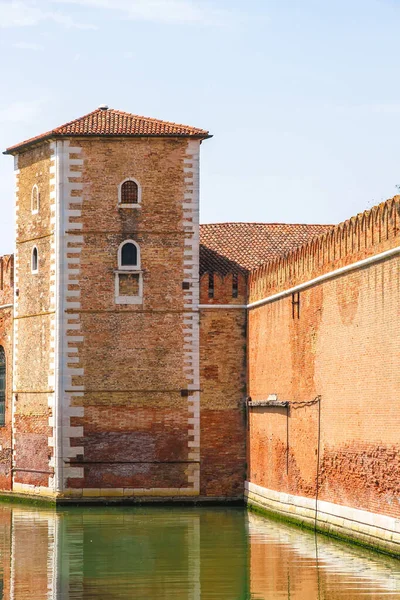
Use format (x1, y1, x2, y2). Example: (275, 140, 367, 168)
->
(5, 106, 210, 500)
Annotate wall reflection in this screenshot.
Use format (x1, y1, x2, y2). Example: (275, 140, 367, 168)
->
(0, 504, 398, 599)
(247, 512, 400, 600)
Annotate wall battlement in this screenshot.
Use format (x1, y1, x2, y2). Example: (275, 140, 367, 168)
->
(0, 255, 14, 306)
(249, 196, 400, 302)
(200, 272, 247, 305)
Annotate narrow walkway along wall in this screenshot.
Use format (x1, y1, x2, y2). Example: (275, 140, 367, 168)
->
(246, 197, 400, 556)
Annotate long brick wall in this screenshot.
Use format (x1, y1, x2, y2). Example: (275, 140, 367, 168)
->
(246, 196, 400, 554)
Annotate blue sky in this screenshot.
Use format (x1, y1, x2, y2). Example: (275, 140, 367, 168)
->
(1, 0, 400, 254)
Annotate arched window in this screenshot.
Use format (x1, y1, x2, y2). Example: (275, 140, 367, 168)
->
(115, 240, 143, 304)
(31, 184, 39, 214)
(118, 178, 141, 207)
(121, 242, 138, 267)
(0, 347, 5, 427)
(118, 240, 140, 271)
(32, 247, 38, 274)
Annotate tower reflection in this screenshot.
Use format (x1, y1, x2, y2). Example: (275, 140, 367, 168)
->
(0, 505, 398, 599)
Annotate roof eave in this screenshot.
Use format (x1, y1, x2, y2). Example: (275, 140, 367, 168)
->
(3, 133, 56, 156)
(4, 132, 213, 156)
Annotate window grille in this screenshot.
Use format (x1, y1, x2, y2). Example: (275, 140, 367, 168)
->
(121, 180, 138, 204)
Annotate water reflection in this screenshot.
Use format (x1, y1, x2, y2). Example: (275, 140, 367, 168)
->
(0, 504, 398, 598)
(248, 512, 400, 599)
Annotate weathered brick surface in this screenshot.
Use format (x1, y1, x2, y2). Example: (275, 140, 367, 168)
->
(7, 117, 399, 512)
(0, 255, 14, 490)
(64, 137, 200, 491)
(200, 273, 247, 498)
(12, 145, 54, 489)
(248, 197, 400, 519)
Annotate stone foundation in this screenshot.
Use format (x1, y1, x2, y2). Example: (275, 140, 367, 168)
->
(245, 481, 400, 557)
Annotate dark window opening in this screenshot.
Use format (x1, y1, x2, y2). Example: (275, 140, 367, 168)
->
(121, 180, 138, 204)
(292, 292, 300, 319)
(32, 186, 39, 212)
(121, 243, 138, 267)
(208, 273, 214, 299)
(0, 347, 5, 427)
(32, 248, 38, 272)
(232, 273, 238, 298)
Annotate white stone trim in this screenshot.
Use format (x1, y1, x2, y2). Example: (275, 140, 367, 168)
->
(114, 270, 143, 304)
(245, 481, 400, 553)
(182, 140, 201, 493)
(118, 177, 142, 208)
(117, 239, 141, 270)
(52, 141, 85, 492)
(11, 159, 19, 489)
(198, 304, 247, 309)
(13, 482, 55, 496)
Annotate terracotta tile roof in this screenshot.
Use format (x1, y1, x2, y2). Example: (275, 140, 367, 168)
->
(4, 106, 211, 154)
(200, 222, 333, 275)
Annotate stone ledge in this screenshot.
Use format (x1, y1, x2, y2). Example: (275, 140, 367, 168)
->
(245, 482, 400, 558)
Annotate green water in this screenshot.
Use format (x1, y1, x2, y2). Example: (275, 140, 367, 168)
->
(0, 504, 398, 599)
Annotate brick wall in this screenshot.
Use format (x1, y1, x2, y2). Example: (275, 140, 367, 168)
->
(12, 145, 55, 492)
(55, 137, 202, 496)
(0, 255, 13, 490)
(248, 197, 400, 519)
(6, 132, 249, 501)
(200, 272, 247, 498)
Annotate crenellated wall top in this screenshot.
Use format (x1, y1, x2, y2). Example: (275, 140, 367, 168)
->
(249, 196, 400, 303)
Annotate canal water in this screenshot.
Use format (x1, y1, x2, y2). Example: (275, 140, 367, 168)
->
(0, 504, 398, 599)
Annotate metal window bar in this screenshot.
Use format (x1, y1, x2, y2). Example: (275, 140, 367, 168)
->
(121, 181, 138, 204)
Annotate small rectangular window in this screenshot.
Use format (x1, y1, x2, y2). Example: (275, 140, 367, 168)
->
(292, 292, 300, 319)
(232, 273, 238, 298)
(208, 273, 214, 299)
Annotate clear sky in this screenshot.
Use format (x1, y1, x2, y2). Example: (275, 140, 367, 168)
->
(1, 0, 400, 255)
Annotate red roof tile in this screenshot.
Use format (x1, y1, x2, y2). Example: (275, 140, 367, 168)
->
(200, 222, 333, 275)
(5, 106, 211, 154)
